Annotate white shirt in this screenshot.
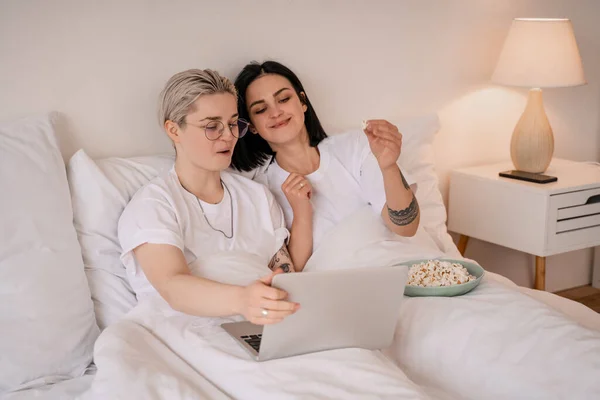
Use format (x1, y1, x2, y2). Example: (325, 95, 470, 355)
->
(118, 168, 289, 299)
(251, 131, 416, 250)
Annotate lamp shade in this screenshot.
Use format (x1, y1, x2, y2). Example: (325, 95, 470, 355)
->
(492, 18, 586, 88)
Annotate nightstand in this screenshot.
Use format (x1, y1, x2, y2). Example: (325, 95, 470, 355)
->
(448, 159, 600, 291)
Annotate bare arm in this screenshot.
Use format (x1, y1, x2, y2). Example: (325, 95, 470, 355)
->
(281, 173, 314, 271)
(287, 216, 312, 271)
(133, 243, 298, 323)
(380, 166, 420, 237)
(363, 119, 420, 237)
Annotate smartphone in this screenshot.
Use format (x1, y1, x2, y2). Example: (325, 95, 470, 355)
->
(498, 170, 558, 184)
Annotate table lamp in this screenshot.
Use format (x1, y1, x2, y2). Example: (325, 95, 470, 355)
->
(492, 18, 586, 177)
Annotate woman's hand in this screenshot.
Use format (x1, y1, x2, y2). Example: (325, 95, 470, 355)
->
(281, 173, 313, 216)
(236, 269, 300, 325)
(363, 120, 403, 171)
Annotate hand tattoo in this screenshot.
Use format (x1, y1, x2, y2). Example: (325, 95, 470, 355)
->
(387, 195, 419, 226)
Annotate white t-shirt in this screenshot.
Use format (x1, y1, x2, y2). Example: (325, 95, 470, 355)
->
(250, 131, 416, 250)
(118, 168, 289, 299)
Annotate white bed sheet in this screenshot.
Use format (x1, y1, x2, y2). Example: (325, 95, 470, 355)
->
(81, 252, 432, 400)
(521, 286, 600, 331)
(7, 218, 599, 399)
(3, 374, 94, 400)
(484, 270, 600, 332)
(6, 287, 598, 400)
(7, 284, 596, 400)
(76, 208, 599, 400)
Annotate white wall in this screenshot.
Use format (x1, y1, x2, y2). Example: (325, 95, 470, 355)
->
(1, 0, 598, 292)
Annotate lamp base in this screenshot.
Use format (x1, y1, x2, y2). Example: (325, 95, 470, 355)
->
(510, 88, 554, 173)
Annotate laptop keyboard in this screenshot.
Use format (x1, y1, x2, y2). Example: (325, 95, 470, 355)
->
(241, 334, 262, 352)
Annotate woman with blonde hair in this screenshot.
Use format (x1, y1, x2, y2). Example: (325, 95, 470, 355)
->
(118, 69, 299, 325)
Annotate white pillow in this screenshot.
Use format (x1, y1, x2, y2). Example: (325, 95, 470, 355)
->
(400, 115, 460, 256)
(67, 150, 174, 330)
(0, 114, 99, 394)
(397, 115, 460, 256)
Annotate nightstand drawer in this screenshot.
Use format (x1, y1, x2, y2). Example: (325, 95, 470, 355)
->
(557, 202, 600, 220)
(548, 187, 600, 252)
(556, 214, 600, 232)
(551, 187, 600, 210)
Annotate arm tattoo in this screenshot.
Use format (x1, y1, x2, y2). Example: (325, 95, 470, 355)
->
(400, 171, 410, 190)
(279, 263, 291, 273)
(387, 195, 419, 226)
(280, 245, 291, 260)
(268, 245, 293, 272)
(267, 255, 278, 270)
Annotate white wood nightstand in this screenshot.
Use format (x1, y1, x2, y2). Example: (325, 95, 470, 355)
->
(448, 159, 600, 291)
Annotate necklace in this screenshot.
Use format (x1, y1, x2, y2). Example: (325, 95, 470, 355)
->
(196, 179, 233, 239)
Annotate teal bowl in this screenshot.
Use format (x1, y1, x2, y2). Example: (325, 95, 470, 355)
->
(400, 258, 485, 297)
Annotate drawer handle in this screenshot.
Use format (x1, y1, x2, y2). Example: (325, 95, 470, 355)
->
(586, 194, 600, 205)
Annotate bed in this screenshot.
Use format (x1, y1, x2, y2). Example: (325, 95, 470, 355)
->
(2, 113, 599, 400)
(4, 286, 597, 400)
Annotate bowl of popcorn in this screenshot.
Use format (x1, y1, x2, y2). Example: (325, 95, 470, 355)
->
(402, 259, 485, 297)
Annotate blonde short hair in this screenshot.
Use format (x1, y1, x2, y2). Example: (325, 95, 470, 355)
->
(158, 69, 237, 128)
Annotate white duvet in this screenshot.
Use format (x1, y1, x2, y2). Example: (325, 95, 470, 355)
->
(81, 207, 600, 400)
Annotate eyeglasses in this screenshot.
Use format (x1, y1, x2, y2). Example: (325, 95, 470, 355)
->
(187, 118, 251, 141)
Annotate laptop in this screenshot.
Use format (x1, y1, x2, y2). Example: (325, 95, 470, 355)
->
(221, 266, 407, 361)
